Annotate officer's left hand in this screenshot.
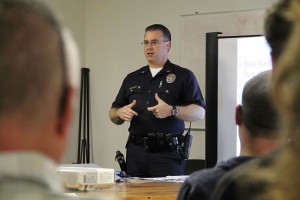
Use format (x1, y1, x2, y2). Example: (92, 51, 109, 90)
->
(147, 93, 172, 119)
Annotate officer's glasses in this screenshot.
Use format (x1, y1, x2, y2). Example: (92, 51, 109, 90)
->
(142, 40, 169, 46)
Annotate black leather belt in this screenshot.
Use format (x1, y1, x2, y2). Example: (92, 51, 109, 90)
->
(128, 133, 182, 152)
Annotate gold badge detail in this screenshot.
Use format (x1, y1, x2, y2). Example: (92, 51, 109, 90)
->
(166, 73, 176, 83)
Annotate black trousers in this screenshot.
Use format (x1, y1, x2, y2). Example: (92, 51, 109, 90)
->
(126, 143, 186, 177)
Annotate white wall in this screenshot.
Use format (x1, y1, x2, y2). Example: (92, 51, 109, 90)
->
(42, 0, 277, 170)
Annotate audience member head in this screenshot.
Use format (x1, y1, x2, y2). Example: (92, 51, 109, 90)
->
(264, 0, 292, 63)
(236, 70, 281, 155)
(0, 0, 80, 162)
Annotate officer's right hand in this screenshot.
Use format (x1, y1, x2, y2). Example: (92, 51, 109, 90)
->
(117, 100, 138, 122)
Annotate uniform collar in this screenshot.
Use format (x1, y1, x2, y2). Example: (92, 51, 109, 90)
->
(139, 60, 174, 75)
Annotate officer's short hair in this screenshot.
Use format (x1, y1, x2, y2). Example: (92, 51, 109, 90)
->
(145, 24, 171, 42)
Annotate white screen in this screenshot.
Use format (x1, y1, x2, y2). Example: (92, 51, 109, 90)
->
(217, 36, 272, 162)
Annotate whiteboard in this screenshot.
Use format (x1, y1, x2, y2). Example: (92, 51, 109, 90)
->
(180, 9, 266, 129)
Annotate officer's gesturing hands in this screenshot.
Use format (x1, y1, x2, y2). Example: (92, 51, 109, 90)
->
(117, 100, 138, 122)
(148, 93, 173, 119)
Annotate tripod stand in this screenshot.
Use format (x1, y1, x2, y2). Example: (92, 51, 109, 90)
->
(76, 68, 92, 164)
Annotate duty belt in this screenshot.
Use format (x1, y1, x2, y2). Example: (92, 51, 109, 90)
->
(128, 133, 182, 152)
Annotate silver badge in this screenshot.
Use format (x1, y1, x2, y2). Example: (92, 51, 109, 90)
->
(166, 73, 176, 83)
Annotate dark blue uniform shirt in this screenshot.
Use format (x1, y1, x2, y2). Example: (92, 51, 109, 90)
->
(111, 60, 205, 136)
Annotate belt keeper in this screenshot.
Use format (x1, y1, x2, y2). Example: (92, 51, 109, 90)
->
(144, 137, 148, 149)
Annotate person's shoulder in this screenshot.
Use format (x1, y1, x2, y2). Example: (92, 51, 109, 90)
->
(178, 168, 220, 200)
(218, 156, 271, 184)
(182, 156, 254, 186)
(188, 167, 223, 182)
(183, 163, 230, 191)
(178, 157, 255, 200)
(178, 162, 238, 200)
(228, 149, 280, 177)
(219, 156, 254, 170)
(125, 65, 149, 78)
(169, 62, 192, 74)
(212, 154, 279, 200)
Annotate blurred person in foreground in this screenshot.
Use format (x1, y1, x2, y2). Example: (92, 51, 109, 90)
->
(0, 0, 97, 199)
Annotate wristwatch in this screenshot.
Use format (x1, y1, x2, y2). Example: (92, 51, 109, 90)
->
(171, 106, 178, 116)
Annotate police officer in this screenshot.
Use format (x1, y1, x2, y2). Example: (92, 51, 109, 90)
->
(109, 24, 205, 177)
